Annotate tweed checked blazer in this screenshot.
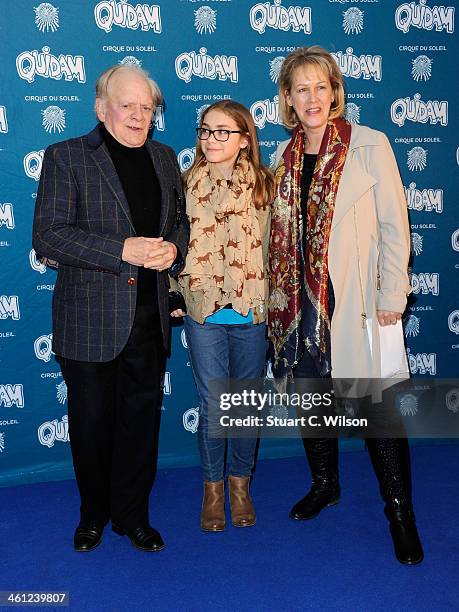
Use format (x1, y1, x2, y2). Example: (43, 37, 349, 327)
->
(32, 124, 189, 362)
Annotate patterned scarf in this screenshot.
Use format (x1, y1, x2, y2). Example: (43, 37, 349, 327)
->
(268, 117, 352, 376)
(179, 156, 265, 319)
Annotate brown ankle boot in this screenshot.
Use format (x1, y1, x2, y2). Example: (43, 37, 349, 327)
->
(200, 480, 225, 532)
(228, 475, 256, 527)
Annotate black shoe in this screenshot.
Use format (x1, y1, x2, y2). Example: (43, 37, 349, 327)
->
(74, 521, 104, 552)
(112, 523, 165, 552)
(290, 484, 340, 520)
(386, 508, 424, 565)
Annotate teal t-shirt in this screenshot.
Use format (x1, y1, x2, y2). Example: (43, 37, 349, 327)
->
(205, 308, 253, 325)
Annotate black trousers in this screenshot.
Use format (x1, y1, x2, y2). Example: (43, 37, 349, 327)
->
(59, 302, 165, 529)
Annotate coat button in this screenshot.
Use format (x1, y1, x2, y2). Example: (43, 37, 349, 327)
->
(127, 277, 136, 286)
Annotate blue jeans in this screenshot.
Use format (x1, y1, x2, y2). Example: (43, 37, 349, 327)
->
(184, 316, 267, 482)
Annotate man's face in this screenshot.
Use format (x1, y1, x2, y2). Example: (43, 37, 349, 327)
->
(96, 71, 154, 148)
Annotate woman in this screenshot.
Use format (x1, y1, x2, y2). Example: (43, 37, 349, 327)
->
(171, 101, 274, 531)
(268, 46, 423, 564)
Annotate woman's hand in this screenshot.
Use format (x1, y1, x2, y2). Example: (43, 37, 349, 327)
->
(170, 309, 186, 318)
(377, 310, 402, 326)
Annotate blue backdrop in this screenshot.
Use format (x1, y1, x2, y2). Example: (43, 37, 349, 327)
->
(0, 0, 457, 486)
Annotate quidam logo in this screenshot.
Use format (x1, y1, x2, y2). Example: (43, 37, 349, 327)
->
(404, 314, 420, 337)
(331, 48, 381, 81)
(119, 55, 141, 66)
(412, 55, 432, 81)
(175, 48, 238, 83)
(38, 415, 69, 448)
(0, 296, 20, 320)
(178, 147, 196, 172)
(0, 106, 8, 133)
(269, 56, 285, 83)
(16, 47, 86, 84)
(181, 329, 188, 349)
(406, 349, 436, 375)
(183, 407, 199, 433)
(153, 105, 164, 132)
(0, 384, 24, 408)
(266, 361, 274, 379)
(451, 229, 459, 252)
(405, 183, 443, 212)
(251, 95, 281, 129)
(29, 249, 59, 274)
(34, 3, 59, 32)
(407, 146, 427, 171)
(448, 310, 459, 335)
(345, 102, 361, 124)
(163, 371, 171, 395)
(42, 105, 66, 134)
(410, 272, 439, 295)
(34, 334, 54, 362)
(195, 7, 217, 34)
(24, 150, 44, 181)
(391, 94, 447, 127)
(410, 232, 423, 255)
(56, 381, 67, 405)
(343, 7, 364, 34)
(94, 1, 161, 33)
(0, 203, 15, 229)
(249, 1, 312, 35)
(395, 1, 455, 34)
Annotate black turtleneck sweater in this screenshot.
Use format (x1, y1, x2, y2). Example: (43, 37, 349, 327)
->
(102, 125, 161, 308)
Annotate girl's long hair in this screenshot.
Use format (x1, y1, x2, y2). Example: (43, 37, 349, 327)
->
(183, 100, 275, 209)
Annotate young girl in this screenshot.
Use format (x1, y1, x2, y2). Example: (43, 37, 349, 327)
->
(171, 101, 274, 531)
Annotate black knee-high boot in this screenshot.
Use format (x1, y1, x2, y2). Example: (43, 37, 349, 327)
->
(366, 438, 424, 565)
(290, 438, 340, 520)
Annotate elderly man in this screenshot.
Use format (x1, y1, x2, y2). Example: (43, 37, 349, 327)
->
(33, 65, 189, 552)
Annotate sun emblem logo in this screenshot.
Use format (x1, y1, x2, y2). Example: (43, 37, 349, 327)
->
(269, 56, 285, 83)
(42, 106, 66, 134)
(268, 403, 289, 421)
(404, 314, 420, 338)
(119, 56, 142, 67)
(344, 102, 361, 124)
(194, 7, 217, 35)
(56, 381, 67, 405)
(399, 393, 418, 416)
(0, 432, 4, 453)
(412, 55, 432, 82)
(410, 232, 423, 256)
(34, 3, 59, 32)
(269, 151, 277, 168)
(343, 8, 364, 35)
(196, 104, 210, 125)
(407, 146, 427, 172)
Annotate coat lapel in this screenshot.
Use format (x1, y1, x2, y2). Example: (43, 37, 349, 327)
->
(331, 150, 377, 231)
(90, 143, 136, 233)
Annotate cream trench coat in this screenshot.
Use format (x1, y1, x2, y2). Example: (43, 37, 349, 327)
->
(274, 124, 411, 379)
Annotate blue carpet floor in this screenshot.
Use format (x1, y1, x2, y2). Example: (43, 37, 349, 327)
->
(0, 444, 458, 612)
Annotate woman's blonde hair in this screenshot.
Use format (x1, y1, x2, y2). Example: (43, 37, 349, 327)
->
(278, 46, 345, 129)
(184, 100, 275, 209)
(95, 64, 162, 107)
